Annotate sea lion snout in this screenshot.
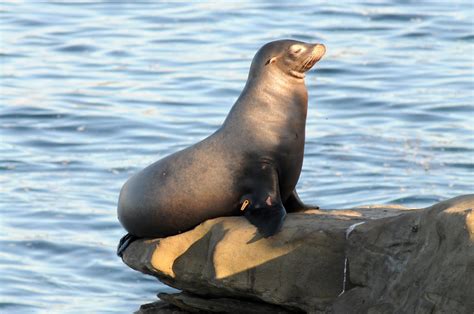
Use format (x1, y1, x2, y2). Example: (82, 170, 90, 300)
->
(312, 43, 326, 59)
(298, 43, 326, 73)
(306, 43, 326, 67)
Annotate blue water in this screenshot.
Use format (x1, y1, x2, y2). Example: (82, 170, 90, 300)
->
(1, 1, 473, 312)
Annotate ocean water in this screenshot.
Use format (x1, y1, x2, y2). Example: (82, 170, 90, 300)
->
(1, 1, 473, 312)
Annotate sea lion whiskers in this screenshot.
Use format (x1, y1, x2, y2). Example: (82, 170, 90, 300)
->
(301, 55, 316, 72)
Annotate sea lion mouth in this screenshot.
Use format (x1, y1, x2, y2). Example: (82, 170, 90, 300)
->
(302, 56, 319, 71)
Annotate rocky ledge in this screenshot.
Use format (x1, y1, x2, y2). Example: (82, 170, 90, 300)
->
(122, 195, 474, 314)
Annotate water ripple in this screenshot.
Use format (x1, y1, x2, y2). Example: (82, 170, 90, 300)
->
(1, 1, 473, 312)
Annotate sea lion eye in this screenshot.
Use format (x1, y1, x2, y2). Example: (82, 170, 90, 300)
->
(290, 45, 305, 54)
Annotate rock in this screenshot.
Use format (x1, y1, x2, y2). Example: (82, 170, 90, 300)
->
(122, 195, 473, 313)
(122, 205, 409, 313)
(334, 194, 474, 313)
(135, 300, 188, 314)
(158, 292, 294, 313)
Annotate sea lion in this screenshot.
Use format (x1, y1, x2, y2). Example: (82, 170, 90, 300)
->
(117, 39, 325, 255)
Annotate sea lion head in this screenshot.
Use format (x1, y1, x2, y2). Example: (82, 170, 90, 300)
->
(249, 39, 326, 80)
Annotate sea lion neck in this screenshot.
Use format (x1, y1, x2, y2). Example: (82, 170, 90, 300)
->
(221, 69, 308, 134)
(248, 68, 307, 101)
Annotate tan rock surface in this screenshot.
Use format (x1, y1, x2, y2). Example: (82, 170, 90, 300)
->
(123, 195, 473, 313)
(122, 206, 408, 312)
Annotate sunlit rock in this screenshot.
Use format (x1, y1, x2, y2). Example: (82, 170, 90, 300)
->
(122, 195, 473, 313)
(122, 205, 408, 312)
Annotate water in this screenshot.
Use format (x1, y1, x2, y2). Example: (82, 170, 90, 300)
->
(1, 1, 473, 312)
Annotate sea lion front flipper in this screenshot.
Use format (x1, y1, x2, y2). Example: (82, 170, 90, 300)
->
(240, 163, 287, 237)
(284, 190, 319, 212)
(244, 201, 286, 237)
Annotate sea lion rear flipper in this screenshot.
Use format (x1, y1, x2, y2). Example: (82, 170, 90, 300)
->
(284, 190, 319, 212)
(117, 233, 141, 258)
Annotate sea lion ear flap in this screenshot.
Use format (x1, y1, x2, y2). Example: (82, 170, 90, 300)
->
(265, 57, 277, 66)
